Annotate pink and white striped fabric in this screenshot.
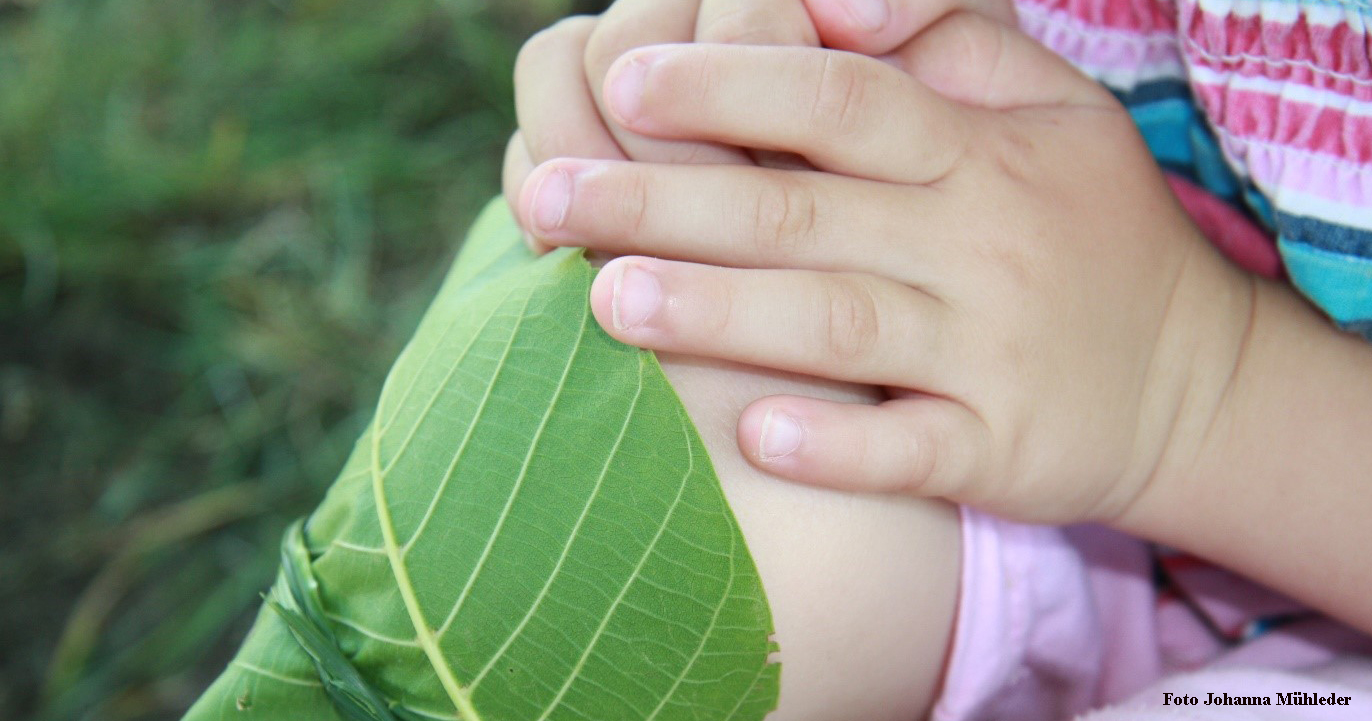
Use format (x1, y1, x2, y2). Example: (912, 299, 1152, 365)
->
(1015, 0, 1372, 336)
(1018, 0, 1372, 227)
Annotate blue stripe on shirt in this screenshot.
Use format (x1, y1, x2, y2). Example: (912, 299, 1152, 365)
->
(1111, 80, 1372, 336)
(1279, 237, 1372, 338)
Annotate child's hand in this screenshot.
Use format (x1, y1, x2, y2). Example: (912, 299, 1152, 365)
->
(503, 0, 1016, 244)
(516, 13, 1258, 526)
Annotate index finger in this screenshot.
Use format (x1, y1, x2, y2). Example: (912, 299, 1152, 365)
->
(696, 0, 824, 172)
(584, 0, 749, 166)
(603, 44, 976, 184)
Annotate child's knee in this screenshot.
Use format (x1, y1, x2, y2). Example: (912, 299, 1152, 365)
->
(659, 353, 960, 721)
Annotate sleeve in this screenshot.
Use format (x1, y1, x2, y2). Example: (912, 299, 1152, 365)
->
(1013, 0, 1372, 341)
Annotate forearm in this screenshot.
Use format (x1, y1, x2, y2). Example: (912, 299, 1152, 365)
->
(1123, 277, 1372, 633)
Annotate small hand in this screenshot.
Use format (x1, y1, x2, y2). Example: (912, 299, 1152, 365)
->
(503, 0, 1016, 249)
(516, 13, 1258, 525)
(503, 0, 818, 236)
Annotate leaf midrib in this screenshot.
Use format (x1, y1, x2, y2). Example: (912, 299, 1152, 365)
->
(371, 414, 483, 721)
(370, 267, 590, 721)
(366, 285, 537, 721)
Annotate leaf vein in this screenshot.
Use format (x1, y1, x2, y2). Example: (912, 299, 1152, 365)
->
(467, 356, 645, 690)
(377, 305, 472, 437)
(329, 539, 387, 556)
(434, 298, 591, 639)
(378, 293, 511, 478)
(645, 422, 738, 721)
(231, 661, 322, 688)
(324, 611, 420, 647)
(533, 363, 697, 721)
(400, 288, 526, 554)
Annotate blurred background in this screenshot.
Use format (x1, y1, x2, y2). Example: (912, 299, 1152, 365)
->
(0, 0, 608, 718)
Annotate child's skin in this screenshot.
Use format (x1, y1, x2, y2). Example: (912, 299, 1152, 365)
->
(658, 355, 959, 720)
(501, 0, 1015, 207)
(507, 6, 1372, 635)
(505, 11, 970, 719)
(504, 11, 972, 718)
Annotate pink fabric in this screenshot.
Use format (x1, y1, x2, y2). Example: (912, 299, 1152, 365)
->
(1187, 86, 1372, 164)
(1164, 174, 1283, 279)
(1180, 3, 1372, 92)
(1016, 0, 1372, 228)
(931, 509, 1372, 721)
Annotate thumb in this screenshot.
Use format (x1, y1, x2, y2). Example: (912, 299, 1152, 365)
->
(803, 0, 1017, 55)
(886, 11, 1112, 109)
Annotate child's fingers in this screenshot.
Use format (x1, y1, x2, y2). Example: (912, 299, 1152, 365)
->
(696, 0, 820, 46)
(601, 44, 975, 184)
(802, 0, 1016, 56)
(582, 0, 748, 166)
(511, 16, 626, 250)
(588, 256, 951, 390)
(883, 11, 1113, 110)
(516, 159, 943, 281)
(736, 394, 990, 499)
(694, 0, 824, 172)
(514, 16, 626, 168)
(500, 132, 545, 253)
(502, 132, 532, 212)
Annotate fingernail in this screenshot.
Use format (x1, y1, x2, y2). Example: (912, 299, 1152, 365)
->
(531, 167, 572, 233)
(612, 263, 660, 330)
(607, 54, 650, 125)
(759, 409, 803, 461)
(843, 0, 889, 31)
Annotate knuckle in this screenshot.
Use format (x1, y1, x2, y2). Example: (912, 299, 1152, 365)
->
(973, 217, 1046, 295)
(699, 275, 737, 339)
(517, 16, 593, 76)
(676, 46, 718, 110)
(810, 53, 869, 138)
(698, 7, 773, 45)
(664, 141, 719, 166)
(583, 16, 642, 76)
(557, 14, 599, 35)
(941, 12, 1012, 103)
(901, 422, 946, 494)
(699, 8, 818, 46)
(501, 132, 532, 194)
(615, 167, 652, 240)
(941, 11, 1002, 63)
(819, 276, 881, 364)
(749, 178, 819, 259)
(988, 121, 1036, 187)
(514, 33, 548, 80)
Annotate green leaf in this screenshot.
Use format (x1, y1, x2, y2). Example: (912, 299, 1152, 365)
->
(184, 198, 780, 721)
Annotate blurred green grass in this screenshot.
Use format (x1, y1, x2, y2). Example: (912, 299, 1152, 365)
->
(0, 0, 601, 718)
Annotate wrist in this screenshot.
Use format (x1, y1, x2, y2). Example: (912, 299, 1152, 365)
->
(1111, 274, 1372, 630)
(1112, 246, 1262, 535)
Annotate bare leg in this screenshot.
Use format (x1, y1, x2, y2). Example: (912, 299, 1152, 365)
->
(658, 354, 960, 721)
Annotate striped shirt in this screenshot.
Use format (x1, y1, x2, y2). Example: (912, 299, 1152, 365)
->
(1017, 0, 1372, 339)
